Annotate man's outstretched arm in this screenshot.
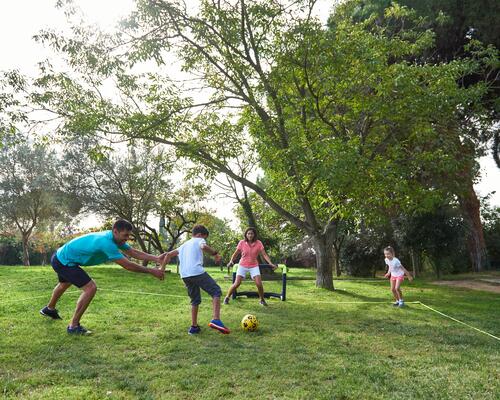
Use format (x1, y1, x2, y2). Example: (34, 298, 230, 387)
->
(114, 257, 165, 280)
(123, 248, 163, 264)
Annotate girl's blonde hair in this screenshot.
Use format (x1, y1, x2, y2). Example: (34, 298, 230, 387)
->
(384, 246, 395, 255)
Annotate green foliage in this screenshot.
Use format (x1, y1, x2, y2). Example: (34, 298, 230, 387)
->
(0, 234, 22, 265)
(395, 206, 469, 276)
(0, 137, 75, 264)
(336, 0, 500, 162)
(235, 191, 302, 260)
(196, 212, 239, 265)
(341, 222, 394, 277)
(482, 205, 500, 265)
(7, 0, 491, 283)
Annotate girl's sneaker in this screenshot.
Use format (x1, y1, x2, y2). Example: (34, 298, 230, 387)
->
(188, 325, 201, 335)
(398, 300, 405, 307)
(208, 319, 230, 334)
(392, 301, 400, 306)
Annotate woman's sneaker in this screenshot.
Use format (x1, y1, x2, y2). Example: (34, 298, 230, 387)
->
(392, 301, 400, 307)
(259, 299, 268, 307)
(40, 306, 62, 320)
(223, 297, 230, 305)
(208, 319, 230, 334)
(67, 324, 92, 335)
(398, 300, 405, 307)
(188, 325, 201, 335)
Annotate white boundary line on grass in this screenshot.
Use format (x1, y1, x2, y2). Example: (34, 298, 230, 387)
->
(4, 288, 498, 341)
(98, 288, 186, 298)
(0, 291, 79, 304)
(288, 300, 421, 304)
(416, 301, 500, 342)
(0, 289, 185, 304)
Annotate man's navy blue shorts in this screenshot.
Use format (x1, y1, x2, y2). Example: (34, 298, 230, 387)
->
(50, 253, 92, 288)
(182, 272, 222, 306)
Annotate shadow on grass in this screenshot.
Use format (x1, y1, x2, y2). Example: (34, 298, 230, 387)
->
(332, 287, 387, 302)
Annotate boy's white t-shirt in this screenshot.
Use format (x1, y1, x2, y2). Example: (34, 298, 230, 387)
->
(385, 257, 404, 277)
(178, 237, 206, 278)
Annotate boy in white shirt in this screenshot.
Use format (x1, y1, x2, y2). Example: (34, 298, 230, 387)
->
(383, 246, 413, 307)
(163, 225, 230, 334)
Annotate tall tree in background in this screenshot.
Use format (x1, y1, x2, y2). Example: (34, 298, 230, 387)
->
(21, 0, 488, 288)
(156, 183, 209, 252)
(61, 138, 174, 254)
(213, 151, 260, 230)
(336, 0, 499, 271)
(0, 138, 64, 265)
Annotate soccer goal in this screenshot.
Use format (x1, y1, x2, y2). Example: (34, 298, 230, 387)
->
(231, 263, 288, 301)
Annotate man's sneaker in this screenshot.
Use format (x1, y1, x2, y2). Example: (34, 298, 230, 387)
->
(392, 301, 400, 307)
(398, 301, 405, 307)
(223, 297, 230, 305)
(259, 299, 268, 307)
(188, 325, 201, 335)
(67, 324, 92, 335)
(208, 319, 230, 334)
(40, 306, 62, 320)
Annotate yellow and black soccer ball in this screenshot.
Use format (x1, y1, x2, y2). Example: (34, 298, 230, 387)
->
(241, 314, 259, 332)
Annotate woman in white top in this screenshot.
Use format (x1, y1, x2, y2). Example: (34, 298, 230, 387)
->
(383, 246, 413, 307)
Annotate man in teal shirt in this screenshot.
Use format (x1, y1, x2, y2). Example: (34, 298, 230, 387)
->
(40, 219, 166, 335)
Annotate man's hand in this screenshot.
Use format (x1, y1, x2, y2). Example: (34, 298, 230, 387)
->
(150, 268, 165, 281)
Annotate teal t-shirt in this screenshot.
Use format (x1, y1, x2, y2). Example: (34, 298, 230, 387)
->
(56, 231, 131, 267)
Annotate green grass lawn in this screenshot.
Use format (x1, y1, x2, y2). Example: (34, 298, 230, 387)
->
(0, 265, 499, 400)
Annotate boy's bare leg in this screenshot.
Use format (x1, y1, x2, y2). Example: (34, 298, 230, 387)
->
(212, 297, 221, 320)
(191, 304, 199, 326)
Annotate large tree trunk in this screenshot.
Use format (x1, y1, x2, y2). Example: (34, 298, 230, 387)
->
(458, 183, 489, 272)
(312, 229, 336, 290)
(21, 233, 30, 266)
(240, 186, 258, 229)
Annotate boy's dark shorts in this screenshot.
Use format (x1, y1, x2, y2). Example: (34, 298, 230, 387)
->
(182, 272, 222, 306)
(51, 253, 92, 288)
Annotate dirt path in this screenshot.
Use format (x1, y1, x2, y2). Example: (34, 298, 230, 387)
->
(432, 278, 500, 294)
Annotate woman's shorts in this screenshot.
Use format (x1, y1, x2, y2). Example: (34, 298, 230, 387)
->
(236, 265, 261, 279)
(390, 275, 404, 282)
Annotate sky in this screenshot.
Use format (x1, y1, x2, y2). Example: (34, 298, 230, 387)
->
(0, 0, 499, 230)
